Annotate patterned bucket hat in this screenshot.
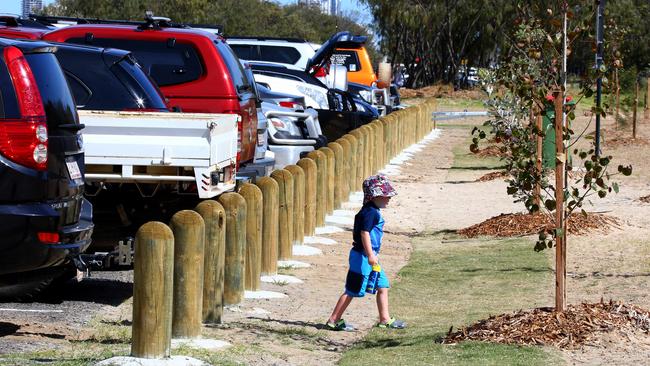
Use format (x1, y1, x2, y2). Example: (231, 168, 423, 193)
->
(362, 174, 397, 204)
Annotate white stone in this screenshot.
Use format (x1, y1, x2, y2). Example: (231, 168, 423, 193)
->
(292, 245, 322, 256)
(348, 192, 364, 203)
(244, 290, 287, 299)
(260, 274, 303, 284)
(96, 355, 208, 366)
(304, 236, 337, 245)
(225, 305, 242, 313)
(332, 209, 355, 217)
(278, 259, 311, 268)
(325, 214, 354, 226)
(247, 307, 271, 315)
(315, 226, 344, 235)
(171, 338, 231, 350)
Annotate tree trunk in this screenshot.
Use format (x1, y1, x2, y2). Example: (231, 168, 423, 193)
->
(633, 77, 638, 139)
(554, 90, 566, 312)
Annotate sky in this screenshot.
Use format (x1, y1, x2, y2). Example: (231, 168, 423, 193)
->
(0, 0, 371, 23)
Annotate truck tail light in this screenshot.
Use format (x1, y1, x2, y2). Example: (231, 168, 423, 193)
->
(1, 46, 48, 171)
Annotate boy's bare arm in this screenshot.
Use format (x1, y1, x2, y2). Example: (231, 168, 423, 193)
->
(361, 231, 378, 265)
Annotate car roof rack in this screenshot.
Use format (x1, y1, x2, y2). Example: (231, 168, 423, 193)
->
(185, 23, 225, 36)
(28, 11, 190, 31)
(226, 36, 309, 43)
(0, 14, 52, 29)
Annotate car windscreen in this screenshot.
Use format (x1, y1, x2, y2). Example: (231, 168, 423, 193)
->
(25, 52, 79, 127)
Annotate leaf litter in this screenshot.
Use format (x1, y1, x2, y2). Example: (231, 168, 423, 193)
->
(476, 171, 509, 182)
(457, 212, 620, 238)
(443, 300, 650, 349)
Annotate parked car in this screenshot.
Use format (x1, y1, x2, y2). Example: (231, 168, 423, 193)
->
(0, 38, 93, 300)
(248, 62, 380, 141)
(227, 36, 320, 70)
(13, 13, 270, 179)
(230, 31, 395, 115)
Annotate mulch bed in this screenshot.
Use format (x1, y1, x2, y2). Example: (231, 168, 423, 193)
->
(639, 195, 650, 203)
(476, 171, 509, 182)
(443, 300, 650, 349)
(473, 145, 505, 158)
(457, 212, 620, 238)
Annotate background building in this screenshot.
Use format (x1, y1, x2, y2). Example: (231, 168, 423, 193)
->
(22, 0, 43, 17)
(298, 0, 341, 16)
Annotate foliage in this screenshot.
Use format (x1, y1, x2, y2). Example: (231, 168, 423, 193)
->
(469, 1, 633, 252)
(362, 0, 650, 88)
(40, 0, 377, 56)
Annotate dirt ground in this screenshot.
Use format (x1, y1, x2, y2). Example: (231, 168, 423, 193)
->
(1, 106, 649, 365)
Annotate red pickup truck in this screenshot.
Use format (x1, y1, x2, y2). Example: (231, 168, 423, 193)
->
(0, 14, 263, 175)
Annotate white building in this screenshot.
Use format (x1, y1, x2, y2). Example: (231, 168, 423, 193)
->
(298, 0, 341, 16)
(22, 0, 43, 17)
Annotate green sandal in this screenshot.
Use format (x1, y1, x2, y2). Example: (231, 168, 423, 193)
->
(377, 317, 407, 329)
(325, 319, 355, 331)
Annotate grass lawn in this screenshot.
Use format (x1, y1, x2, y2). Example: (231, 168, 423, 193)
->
(339, 235, 562, 366)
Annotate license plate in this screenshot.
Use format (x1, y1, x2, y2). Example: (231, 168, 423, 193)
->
(66, 160, 82, 180)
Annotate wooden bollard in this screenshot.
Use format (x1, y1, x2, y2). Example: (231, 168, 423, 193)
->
(285, 165, 305, 246)
(359, 125, 372, 177)
(131, 222, 174, 359)
(218, 192, 247, 305)
(170, 210, 205, 339)
(374, 121, 385, 168)
(272, 169, 294, 260)
(256, 177, 279, 275)
(350, 129, 364, 187)
(238, 183, 262, 292)
(297, 158, 317, 236)
(328, 142, 344, 209)
(195, 200, 226, 324)
(341, 134, 359, 193)
(319, 147, 335, 215)
(306, 150, 327, 227)
(335, 138, 351, 202)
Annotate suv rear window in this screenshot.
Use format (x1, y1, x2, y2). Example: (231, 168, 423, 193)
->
(230, 44, 256, 61)
(215, 41, 253, 95)
(331, 50, 361, 72)
(67, 37, 203, 86)
(55, 47, 167, 111)
(259, 46, 301, 65)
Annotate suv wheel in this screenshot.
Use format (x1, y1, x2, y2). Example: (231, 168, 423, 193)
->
(0, 266, 69, 302)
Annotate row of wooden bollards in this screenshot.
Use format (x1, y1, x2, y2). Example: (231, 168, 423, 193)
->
(129, 99, 437, 359)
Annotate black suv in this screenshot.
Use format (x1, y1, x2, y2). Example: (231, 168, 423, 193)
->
(0, 38, 93, 300)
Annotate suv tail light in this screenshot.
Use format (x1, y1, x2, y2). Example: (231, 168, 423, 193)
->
(313, 66, 328, 78)
(279, 101, 305, 109)
(37, 232, 60, 244)
(1, 46, 48, 171)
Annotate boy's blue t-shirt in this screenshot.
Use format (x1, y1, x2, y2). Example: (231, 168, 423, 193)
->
(352, 201, 385, 254)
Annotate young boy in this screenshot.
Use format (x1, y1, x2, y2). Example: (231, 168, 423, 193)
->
(325, 174, 406, 330)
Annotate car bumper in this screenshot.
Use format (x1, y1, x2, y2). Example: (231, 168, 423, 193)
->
(0, 198, 94, 275)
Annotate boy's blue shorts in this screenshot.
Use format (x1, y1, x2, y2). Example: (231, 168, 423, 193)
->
(344, 248, 390, 297)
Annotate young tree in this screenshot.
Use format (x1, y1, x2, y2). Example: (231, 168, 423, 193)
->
(470, 1, 632, 311)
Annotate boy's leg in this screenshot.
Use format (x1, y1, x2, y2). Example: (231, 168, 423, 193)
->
(376, 288, 390, 323)
(328, 293, 353, 323)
